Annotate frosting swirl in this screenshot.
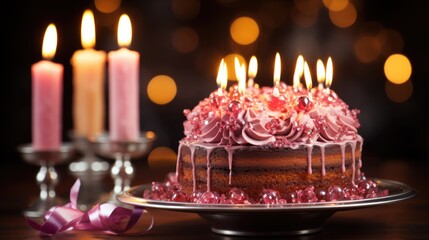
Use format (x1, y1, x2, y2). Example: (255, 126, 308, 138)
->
(182, 84, 360, 146)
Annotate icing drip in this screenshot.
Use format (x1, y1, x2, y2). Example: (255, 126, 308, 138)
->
(350, 141, 357, 186)
(175, 142, 183, 182)
(340, 144, 346, 173)
(189, 144, 196, 192)
(206, 148, 213, 192)
(227, 148, 234, 185)
(320, 145, 326, 176)
(307, 146, 313, 174)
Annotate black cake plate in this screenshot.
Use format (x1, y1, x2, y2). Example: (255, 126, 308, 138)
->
(117, 178, 416, 236)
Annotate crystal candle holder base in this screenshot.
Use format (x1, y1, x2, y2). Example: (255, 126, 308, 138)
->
(18, 143, 76, 218)
(91, 132, 156, 204)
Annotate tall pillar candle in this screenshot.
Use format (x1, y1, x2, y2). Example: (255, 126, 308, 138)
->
(71, 9, 106, 138)
(108, 14, 140, 141)
(32, 24, 63, 150)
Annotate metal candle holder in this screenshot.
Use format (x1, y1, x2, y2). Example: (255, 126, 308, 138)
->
(91, 132, 156, 203)
(18, 143, 75, 218)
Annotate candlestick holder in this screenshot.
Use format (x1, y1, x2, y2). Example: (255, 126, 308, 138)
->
(91, 132, 156, 204)
(18, 143, 76, 218)
(68, 131, 109, 175)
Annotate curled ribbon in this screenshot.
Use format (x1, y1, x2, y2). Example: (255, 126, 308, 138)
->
(25, 179, 154, 236)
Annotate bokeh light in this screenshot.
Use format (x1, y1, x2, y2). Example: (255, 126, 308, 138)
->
(147, 75, 177, 105)
(291, 0, 320, 28)
(385, 80, 413, 103)
(384, 54, 412, 84)
(148, 147, 177, 168)
(94, 0, 121, 13)
(172, 27, 199, 53)
(322, 0, 349, 12)
(230, 17, 259, 45)
(354, 35, 381, 63)
(224, 54, 246, 81)
(328, 2, 357, 28)
(171, 0, 200, 20)
(378, 29, 404, 56)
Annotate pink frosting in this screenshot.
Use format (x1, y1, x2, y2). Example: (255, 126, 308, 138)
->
(183, 84, 360, 146)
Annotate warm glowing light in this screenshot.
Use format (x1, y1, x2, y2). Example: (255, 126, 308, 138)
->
(230, 17, 260, 45)
(224, 54, 246, 81)
(354, 35, 381, 63)
(326, 57, 333, 88)
(42, 24, 57, 60)
(384, 54, 412, 84)
(172, 27, 199, 53)
(216, 58, 228, 89)
(147, 75, 177, 105)
(95, 0, 121, 13)
(148, 147, 177, 168)
(323, 0, 349, 12)
(303, 61, 312, 90)
(118, 14, 132, 47)
(293, 55, 304, 88)
(81, 10, 96, 49)
(316, 59, 325, 87)
(273, 52, 281, 87)
(385, 80, 413, 103)
(329, 2, 357, 28)
(248, 56, 258, 79)
(235, 57, 246, 94)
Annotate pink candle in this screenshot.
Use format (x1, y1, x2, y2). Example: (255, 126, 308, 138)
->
(32, 24, 63, 150)
(108, 14, 140, 141)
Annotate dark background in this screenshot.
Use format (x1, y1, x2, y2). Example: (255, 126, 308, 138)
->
(3, 0, 429, 167)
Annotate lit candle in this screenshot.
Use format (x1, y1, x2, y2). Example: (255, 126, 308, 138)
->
(273, 52, 281, 96)
(216, 58, 228, 94)
(316, 59, 325, 90)
(31, 24, 63, 150)
(303, 61, 313, 90)
(293, 55, 304, 89)
(247, 56, 257, 87)
(108, 14, 140, 141)
(325, 57, 333, 89)
(234, 57, 246, 95)
(70, 9, 106, 138)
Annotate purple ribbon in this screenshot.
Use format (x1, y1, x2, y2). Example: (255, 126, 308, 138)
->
(25, 179, 154, 236)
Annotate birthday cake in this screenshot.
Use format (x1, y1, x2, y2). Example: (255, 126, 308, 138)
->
(144, 58, 387, 204)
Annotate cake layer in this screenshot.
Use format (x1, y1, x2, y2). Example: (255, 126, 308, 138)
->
(176, 139, 362, 200)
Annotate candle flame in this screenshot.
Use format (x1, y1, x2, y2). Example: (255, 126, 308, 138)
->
(216, 59, 228, 89)
(81, 9, 96, 49)
(222, 61, 228, 89)
(248, 56, 258, 79)
(118, 14, 132, 47)
(293, 55, 304, 88)
(303, 61, 312, 90)
(42, 23, 57, 60)
(274, 52, 281, 87)
(325, 57, 333, 88)
(235, 57, 246, 94)
(216, 58, 225, 87)
(316, 59, 325, 84)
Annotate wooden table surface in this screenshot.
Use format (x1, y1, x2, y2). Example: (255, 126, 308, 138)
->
(1, 153, 428, 239)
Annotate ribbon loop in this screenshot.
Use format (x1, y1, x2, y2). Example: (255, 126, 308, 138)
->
(25, 179, 154, 236)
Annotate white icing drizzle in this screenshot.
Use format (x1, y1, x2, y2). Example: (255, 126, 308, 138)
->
(178, 136, 363, 191)
(175, 142, 183, 182)
(350, 141, 357, 186)
(307, 146, 313, 174)
(189, 144, 197, 192)
(206, 148, 213, 192)
(320, 145, 326, 176)
(340, 144, 346, 173)
(226, 148, 234, 185)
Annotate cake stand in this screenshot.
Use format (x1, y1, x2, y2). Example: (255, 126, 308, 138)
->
(117, 178, 416, 236)
(91, 132, 156, 204)
(18, 143, 76, 218)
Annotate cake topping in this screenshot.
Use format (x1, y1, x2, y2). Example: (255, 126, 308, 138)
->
(183, 82, 360, 146)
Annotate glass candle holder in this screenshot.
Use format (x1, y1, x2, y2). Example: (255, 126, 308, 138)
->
(18, 143, 75, 218)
